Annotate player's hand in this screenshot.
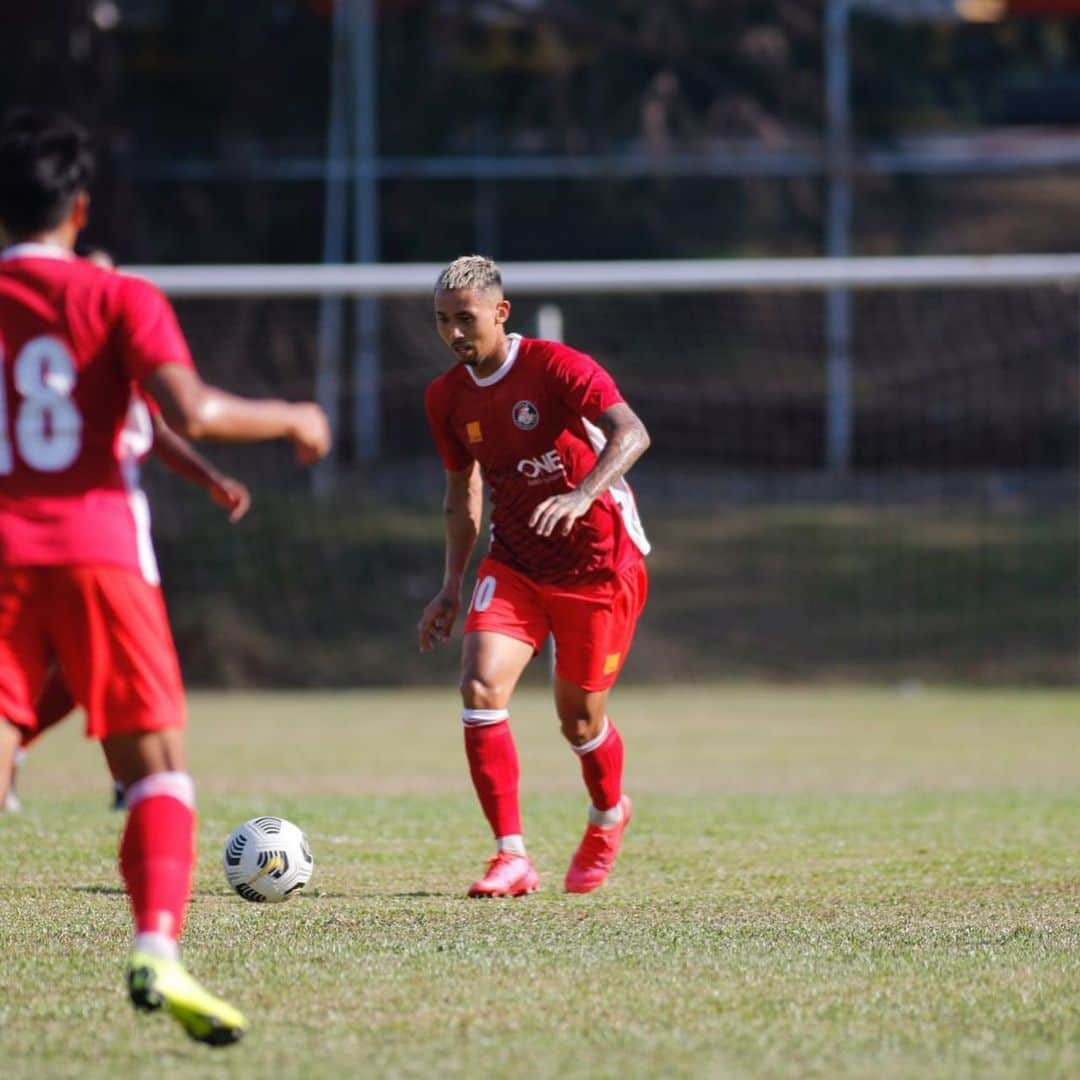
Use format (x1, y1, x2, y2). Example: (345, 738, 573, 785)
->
(418, 589, 460, 652)
(210, 476, 252, 523)
(529, 489, 594, 537)
(288, 403, 332, 464)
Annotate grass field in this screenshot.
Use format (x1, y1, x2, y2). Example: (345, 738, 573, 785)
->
(1, 684, 1078, 1079)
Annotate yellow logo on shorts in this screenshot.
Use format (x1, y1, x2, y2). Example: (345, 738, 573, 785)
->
(603, 652, 621, 675)
(466, 421, 483, 443)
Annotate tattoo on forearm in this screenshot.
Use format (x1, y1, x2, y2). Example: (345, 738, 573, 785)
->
(581, 421, 649, 500)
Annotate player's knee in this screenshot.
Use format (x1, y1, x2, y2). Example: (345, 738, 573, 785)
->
(559, 712, 603, 746)
(459, 676, 509, 711)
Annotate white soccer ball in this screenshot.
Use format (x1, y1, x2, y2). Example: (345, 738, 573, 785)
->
(222, 816, 314, 903)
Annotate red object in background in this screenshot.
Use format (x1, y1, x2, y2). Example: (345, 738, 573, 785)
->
(960, 0, 1080, 18)
(1008, 0, 1080, 13)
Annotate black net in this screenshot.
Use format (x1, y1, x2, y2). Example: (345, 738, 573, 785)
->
(143, 283, 1080, 687)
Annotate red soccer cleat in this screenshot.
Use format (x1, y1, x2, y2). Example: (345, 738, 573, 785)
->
(467, 851, 540, 898)
(564, 795, 633, 894)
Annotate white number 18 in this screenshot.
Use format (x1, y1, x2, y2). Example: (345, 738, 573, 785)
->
(0, 336, 83, 475)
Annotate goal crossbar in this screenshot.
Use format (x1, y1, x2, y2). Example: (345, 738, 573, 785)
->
(124, 254, 1080, 299)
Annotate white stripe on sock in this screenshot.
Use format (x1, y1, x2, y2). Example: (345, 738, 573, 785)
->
(462, 708, 509, 727)
(572, 716, 610, 756)
(124, 770, 195, 811)
(133, 931, 179, 962)
(588, 801, 623, 828)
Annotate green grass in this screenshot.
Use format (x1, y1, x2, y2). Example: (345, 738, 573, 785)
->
(1, 685, 1078, 1078)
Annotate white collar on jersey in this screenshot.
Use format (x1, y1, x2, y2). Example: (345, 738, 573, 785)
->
(465, 332, 522, 387)
(0, 242, 75, 262)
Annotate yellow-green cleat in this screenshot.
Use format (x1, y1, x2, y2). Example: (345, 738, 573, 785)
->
(127, 951, 248, 1047)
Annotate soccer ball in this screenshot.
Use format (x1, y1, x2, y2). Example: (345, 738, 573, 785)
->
(222, 816, 314, 903)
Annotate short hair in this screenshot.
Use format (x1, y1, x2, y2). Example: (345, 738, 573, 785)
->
(435, 255, 502, 294)
(0, 108, 95, 235)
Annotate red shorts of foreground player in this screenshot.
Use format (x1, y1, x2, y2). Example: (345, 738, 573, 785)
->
(0, 565, 185, 739)
(464, 556, 648, 691)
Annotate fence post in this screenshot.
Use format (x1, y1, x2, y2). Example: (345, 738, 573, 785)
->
(314, 0, 350, 496)
(351, 0, 381, 464)
(825, 0, 854, 473)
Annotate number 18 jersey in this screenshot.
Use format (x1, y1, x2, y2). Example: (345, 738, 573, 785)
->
(0, 245, 194, 571)
(424, 334, 649, 585)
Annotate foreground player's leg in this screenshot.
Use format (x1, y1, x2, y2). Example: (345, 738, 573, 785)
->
(460, 632, 538, 897)
(105, 731, 247, 1045)
(556, 681, 632, 894)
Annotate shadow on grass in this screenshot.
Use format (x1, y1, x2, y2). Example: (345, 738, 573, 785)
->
(381, 890, 454, 899)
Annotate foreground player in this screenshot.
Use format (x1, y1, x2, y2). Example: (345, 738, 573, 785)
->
(418, 255, 651, 897)
(5, 382, 252, 814)
(3, 244, 251, 814)
(0, 108, 330, 1045)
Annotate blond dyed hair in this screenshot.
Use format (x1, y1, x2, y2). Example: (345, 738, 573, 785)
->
(435, 254, 502, 294)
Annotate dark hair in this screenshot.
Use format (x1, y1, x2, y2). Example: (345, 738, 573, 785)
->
(0, 108, 95, 236)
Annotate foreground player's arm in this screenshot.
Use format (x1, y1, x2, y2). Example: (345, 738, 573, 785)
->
(418, 462, 483, 651)
(145, 364, 330, 463)
(150, 412, 252, 522)
(530, 401, 651, 537)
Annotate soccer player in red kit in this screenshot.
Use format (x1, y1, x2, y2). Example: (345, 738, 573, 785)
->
(418, 255, 651, 898)
(0, 108, 330, 1045)
(5, 383, 252, 814)
(2, 244, 253, 815)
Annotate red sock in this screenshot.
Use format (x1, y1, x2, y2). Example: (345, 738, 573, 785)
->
(576, 718, 624, 812)
(463, 711, 521, 838)
(119, 771, 196, 940)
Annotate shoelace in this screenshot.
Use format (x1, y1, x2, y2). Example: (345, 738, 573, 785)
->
(483, 851, 523, 875)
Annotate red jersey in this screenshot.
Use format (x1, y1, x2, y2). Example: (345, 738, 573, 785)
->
(0, 244, 193, 573)
(425, 334, 649, 585)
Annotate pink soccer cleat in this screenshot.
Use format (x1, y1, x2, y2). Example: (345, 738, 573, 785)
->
(564, 795, 633, 894)
(467, 851, 540, 898)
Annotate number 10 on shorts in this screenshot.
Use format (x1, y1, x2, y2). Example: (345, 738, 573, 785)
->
(470, 575, 496, 613)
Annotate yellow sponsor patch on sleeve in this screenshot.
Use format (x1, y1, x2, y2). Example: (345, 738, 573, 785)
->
(603, 652, 621, 675)
(466, 421, 483, 443)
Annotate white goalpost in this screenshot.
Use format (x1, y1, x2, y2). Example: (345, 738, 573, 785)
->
(128, 253, 1080, 297)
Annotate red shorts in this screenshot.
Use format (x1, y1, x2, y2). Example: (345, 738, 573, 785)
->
(464, 556, 648, 691)
(0, 564, 185, 740)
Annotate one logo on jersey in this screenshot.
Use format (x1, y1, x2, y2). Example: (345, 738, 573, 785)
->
(517, 449, 564, 481)
(466, 421, 483, 444)
(603, 652, 622, 676)
(512, 400, 539, 430)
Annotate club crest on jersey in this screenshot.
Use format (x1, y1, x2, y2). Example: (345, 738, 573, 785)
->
(512, 400, 540, 431)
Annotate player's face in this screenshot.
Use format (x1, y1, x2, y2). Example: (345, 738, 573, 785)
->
(434, 288, 510, 370)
